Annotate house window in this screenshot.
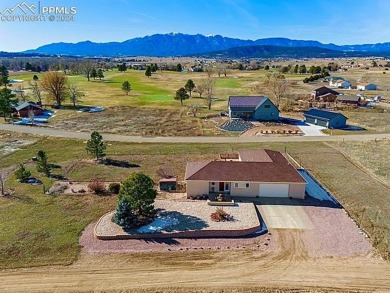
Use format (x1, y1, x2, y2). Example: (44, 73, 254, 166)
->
(264, 105, 270, 108)
(211, 182, 215, 185)
(234, 182, 250, 188)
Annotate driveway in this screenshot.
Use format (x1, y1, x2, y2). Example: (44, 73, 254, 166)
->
(293, 121, 328, 136)
(257, 201, 314, 229)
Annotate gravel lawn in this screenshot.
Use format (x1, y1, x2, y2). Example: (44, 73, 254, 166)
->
(303, 206, 373, 258)
(81, 200, 373, 258)
(95, 200, 260, 237)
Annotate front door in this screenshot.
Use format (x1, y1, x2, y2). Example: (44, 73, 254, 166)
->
(219, 182, 225, 192)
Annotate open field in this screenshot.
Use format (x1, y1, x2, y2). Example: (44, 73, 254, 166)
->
(8, 66, 390, 137)
(330, 140, 390, 186)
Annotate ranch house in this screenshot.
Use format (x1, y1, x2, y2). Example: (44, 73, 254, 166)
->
(185, 149, 306, 199)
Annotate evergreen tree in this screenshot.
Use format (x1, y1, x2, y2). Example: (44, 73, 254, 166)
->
(174, 87, 189, 105)
(36, 150, 51, 177)
(184, 79, 195, 97)
(176, 63, 183, 72)
(90, 68, 97, 80)
(0, 88, 17, 120)
(97, 68, 104, 80)
(299, 64, 307, 74)
(121, 81, 131, 95)
(118, 63, 127, 72)
(0, 65, 10, 88)
(15, 164, 31, 182)
(264, 65, 270, 70)
(119, 172, 157, 217)
(145, 66, 152, 78)
(86, 131, 106, 160)
(113, 197, 137, 228)
(293, 64, 299, 74)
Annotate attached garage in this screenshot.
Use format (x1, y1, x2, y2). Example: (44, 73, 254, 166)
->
(259, 183, 289, 198)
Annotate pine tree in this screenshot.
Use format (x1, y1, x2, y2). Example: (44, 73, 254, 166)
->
(145, 66, 152, 78)
(86, 131, 106, 160)
(174, 87, 189, 105)
(15, 164, 31, 182)
(97, 68, 104, 80)
(185, 79, 195, 97)
(121, 81, 131, 95)
(36, 150, 51, 177)
(113, 198, 137, 228)
(119, 172, 157, 217)
(90, 68, 97, 80)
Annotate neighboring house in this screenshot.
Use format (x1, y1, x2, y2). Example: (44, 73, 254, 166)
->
(336, 95, 363, 106)
(330, 80, 351, 89)
(303, 109, 347, 129)
(311, 86, 339, 100)
(185, 149, 306, 199)
(317, 92, 337, 102)
(357, 83, 377, 91)
(228, 96, 279, 121)
(12, 101, 43, 117)
(324, 76, 344, 83)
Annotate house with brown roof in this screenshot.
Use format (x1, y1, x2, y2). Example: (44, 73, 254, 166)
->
(185, 149, 306, 199)
(311, 86, 339, 100)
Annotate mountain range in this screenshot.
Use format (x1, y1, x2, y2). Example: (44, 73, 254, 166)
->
(22, 33, 390, 58)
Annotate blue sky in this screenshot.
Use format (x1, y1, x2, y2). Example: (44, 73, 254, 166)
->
(1, 0, 390, 52)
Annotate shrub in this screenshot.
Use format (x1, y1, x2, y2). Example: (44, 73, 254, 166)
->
(108, 182, 120, 194)
(88, 178, 106, 195)
(210, 208, 233, 222)
(14, 164, 31, 182)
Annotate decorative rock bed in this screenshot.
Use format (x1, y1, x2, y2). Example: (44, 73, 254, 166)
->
(219, 119, 254, 132)
(94, 200, 261, 240)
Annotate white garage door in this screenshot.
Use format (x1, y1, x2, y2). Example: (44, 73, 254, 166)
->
(259, 183, 289, 198)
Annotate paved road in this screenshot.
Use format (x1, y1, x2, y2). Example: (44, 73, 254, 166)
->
(0, 124, 389, 143)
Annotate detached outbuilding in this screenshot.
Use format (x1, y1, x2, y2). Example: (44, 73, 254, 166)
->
(159, 177, 177, 191)
(303, 109, 347, 129)
(357, 83, 377, 91)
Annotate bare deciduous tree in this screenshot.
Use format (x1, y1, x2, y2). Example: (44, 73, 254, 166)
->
(80, 61, 95, 81)
(261, 72, 290, 107)
(194, 81, 207, 98)
(216, 63, 228, 77)
(29, 80, 42, 103)
(40, 71, 68, 107)
(204, 78, 216, 110)
(187, 104, 200, 117)
(68, 82, 85, 108)
(204, 65, 214, 78)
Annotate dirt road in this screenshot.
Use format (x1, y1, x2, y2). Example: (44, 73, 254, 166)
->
(0, 230, 389, 292)
(0, 124, 389, 143)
